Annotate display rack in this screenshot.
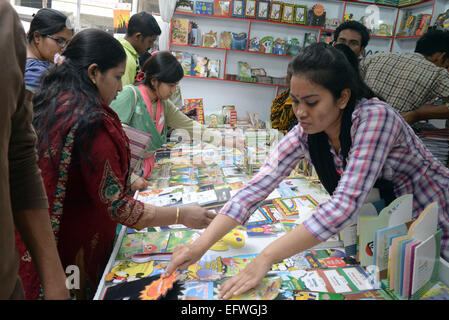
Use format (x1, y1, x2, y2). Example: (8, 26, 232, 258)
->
(169, 0, 448, 121)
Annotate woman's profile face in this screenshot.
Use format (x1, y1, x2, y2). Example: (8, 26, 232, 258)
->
(34, 28, 73, 62)
(152, 79, 178, 100)
(290, 74, 345, 137)
(95, 61, 126, 105)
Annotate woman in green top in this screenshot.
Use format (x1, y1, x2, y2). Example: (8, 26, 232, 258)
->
(111, 51, 235, 191)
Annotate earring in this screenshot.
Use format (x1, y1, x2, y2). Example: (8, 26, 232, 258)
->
(91, 78, 96, 85)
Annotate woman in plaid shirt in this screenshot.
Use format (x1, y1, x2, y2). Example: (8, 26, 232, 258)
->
(166, 43, 449, 299)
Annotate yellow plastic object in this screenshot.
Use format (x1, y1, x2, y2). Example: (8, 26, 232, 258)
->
(210, 227, 246, 251)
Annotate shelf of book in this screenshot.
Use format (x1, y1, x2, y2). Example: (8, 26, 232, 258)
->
(184, 74, 288, 88)
(170, 42, 296, 58)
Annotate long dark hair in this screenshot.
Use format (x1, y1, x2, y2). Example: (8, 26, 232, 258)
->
(139, 51, 183, 90)
(291, 43, 384, 197)
(33, 28, 126, 166)
(27, 8, 72, 43)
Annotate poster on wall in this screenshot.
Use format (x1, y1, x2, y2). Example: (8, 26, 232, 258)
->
(113, 3, 132, 36)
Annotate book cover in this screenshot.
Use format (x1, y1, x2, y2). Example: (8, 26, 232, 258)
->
(207, 59, 221, 78)
(181, 281, 215, 300)
(373, 222, 409, 279)
(388, 233, 410, 290)
(410, 228, 442, 299)
(195, 1, 214, 15)
(272, 195, 318, 218)
(401, 240, 420, 298)
(246, 203, 283, 227)
(358, 194, 413, 267)
(214, 0, 231, 16)
(191, 54, 209, 77)
(184, 98, 205, 123)
(166, 230, 201, 252)
(181, 52, 192, 75)
(171, 18, 190, 45)
(141, 231, 171, 254)
(292, 266, 374, 294)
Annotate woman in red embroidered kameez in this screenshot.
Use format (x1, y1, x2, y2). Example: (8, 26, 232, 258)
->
(15, 29, 215, 300)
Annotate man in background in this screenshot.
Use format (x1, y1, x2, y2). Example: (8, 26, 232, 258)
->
(0, 0, 69, 300)
(119, 11, 161, 86)
(360, 29, 449, 125)
(333, 20, 371, 58)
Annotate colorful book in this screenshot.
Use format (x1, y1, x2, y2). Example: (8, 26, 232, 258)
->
(387, 202, 442, 299)
(207, 59, 220, 78)
(171, 18, 190, 45)
(289, 266, 375, 294)
(358, 194, 413, 267)
(272, 195, 318, 218)
(191, 54, 209, 77)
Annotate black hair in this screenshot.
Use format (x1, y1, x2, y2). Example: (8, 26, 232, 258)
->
(333, 21, 371, 48)
(27, 8, 72, 44)
(127, 11, 161, 38)
(291, 43, 381, 196)
(33, 28, 126, 167)
(140, 51, 183, 90)
(415, 28, 449, 61)
(334, 43, 360, 71)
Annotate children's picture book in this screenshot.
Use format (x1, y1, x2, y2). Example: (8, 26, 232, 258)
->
(195, 1, 214, 15)
(171, 18, 190, 45)
(176, 0, 194, 13)
(105, 260, 168, 284)
(246, 224, 283, 236)
(207, 59, 220, 78)
(295, 248, 349, 269)
(146, 192, 183, 206)
(386, 202, 442, 299)
(184, 98, 205, 123)
(183, 256, 226, 281)
(182, 189, 217, 206)
(213, 275, 281, 300)
(222, 254, 257, 277)
(139, 272, 179, 300)
(420, 281, 449, 300)
(293, 291, 345, 300)
(214, 0, 231, 16)
(103, 274, 181, 300)
(358, 194, 413, 267)
(166, 230, 202, 252)
(181, 281, 215, 300)
(373, 222, 410, 277)
(191, 54, 209, 77)
(272, 195, 318, 218)
(343, 289, 393, 300)
(117, 231, 171, 259)
(197, 165, 222, 177)
(290, 266, 375, 294)
(246, 203, 283, 227)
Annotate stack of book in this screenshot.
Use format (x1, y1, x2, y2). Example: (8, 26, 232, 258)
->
(356, 194, 443, 299)
(417, 128, 449, 167)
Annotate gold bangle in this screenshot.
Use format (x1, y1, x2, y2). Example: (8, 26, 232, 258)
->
(175, 207, 180, 225)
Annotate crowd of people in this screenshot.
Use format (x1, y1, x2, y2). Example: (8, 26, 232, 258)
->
(1, 0, 449, 300)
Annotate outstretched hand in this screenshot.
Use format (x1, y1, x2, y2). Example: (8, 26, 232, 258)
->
(164, 243, 204, 278)
(218, 254, 273, 299)
(179, 206, 216, 229)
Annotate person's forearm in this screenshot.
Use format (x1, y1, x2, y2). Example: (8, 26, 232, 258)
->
(411, 105, 449, 122)
(194, 213, 239, 253)
(259, 223, 322, 265)
(14, 209, 70, 299)
(133, 205, 177, 230)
